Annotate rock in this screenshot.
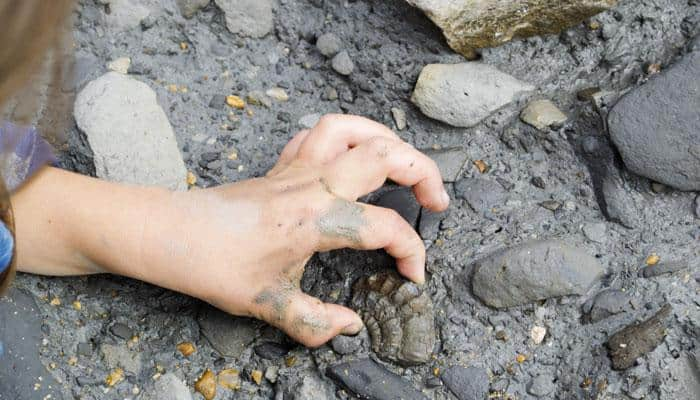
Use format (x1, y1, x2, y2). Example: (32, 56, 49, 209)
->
(0, 289, 63, 399)
(254, 342, 290, 360)
(607, 305, 672, 370)
(198, 307, 260, 357)
(176, 0, 209, 18)
(608, 51, 700, 191)
(109, 322, 133, 339)
(601, 173, 644, 228)
(217, 369, 242, 391)
(351, 272, 436, 366)
(74, 72, 187, 190)
(106, 57, 131, 74)
(695, 195, 700, 218)
(266, 87, 289, 102)
(316, 33, 343, 57)
(584, 289, 630, 323)
(195, 369, 216, 400)
(298, 113, 321, 129)
(520, 100, 567, 131)
(440, 366, 489, 400)
(639, 260, 689, 278)
(246, 91, 272, 108)
(454, 178, 507, 215)
(530, 326, 547, 345)
(214, 0, 273, 38)
(412, 63, 534, 128)
(528, 374, 556, 397)
(582, 222, 607, 244)
(391, 107, 407, 130)
(472, 241, 604, 308)
(100, 344, 142, 374)
(373, 188, 421, 229)
(331, 51, 354, 76)
(144, 373, 193, 400)
(264, 366, 278, 383)
(326, 359, 427, 400)
(330, 334, 362, 355)
(209, 94, 227, 109)
(103, 0, 151, 31)
(77, 342, 93, 356)
(283, 373, 334, 400)
(405, 0, 617, 58)
(422, 147, 468, 182)
(419, 208, 445, 241)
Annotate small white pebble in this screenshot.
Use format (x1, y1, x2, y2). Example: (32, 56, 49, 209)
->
(530, 326, 547, 344)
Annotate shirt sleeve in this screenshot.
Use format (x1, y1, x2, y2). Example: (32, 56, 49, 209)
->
(0, 121, 56, 192)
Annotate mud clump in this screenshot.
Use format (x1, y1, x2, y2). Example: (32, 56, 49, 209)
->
(350, 272, 436, 366)
(607, 304, 672, 370)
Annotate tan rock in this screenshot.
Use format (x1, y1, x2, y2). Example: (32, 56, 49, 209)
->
(405, 0, 617, 57)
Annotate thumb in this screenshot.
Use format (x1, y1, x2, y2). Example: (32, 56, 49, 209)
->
(284, 292, 364, 348)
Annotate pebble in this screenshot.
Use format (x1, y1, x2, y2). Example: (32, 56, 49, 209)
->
(264, 366, 279, 383)
(103, 0, 150, 31)
(246, 91, 272, 108)
(101, 343, 142, 374)
(198, 307, 260, 357)
(601, 173, 643, 228)
(454, 178, 507, 215)
(74, 72, 187, 190)
(607, 304, 672, 370)
(283, 374, 334, 400)
(520, 99, 568, 131)
(422, 147, 468, 182)
(266, 87, 289, 102)
(110, 322, 133, 339)
(540, 200, 561, 211)
(419, 208, 445, 242)
(440, 366, 489, 400)
(530, 326, 547, 344)
(209, 94, 226, 109)
(411, 63, 534, 128)
(226, 95, 245, 109)
(330, 334, 362, 355)
(105, 368, 124, 387)
(254, 342, 290, 360)
(472, 240, 604, 308)
(214, 0, 274, 38)
(373, 188, 421, 228)
(143, 373, 192, 400)
(316, 33, 343, 57)
(176, 342, 196, 357)
(531, 176, 546, 189)
(298, 113, 321, 129)
(582, 222, 607, 244)
(583, 289, 630, 323)
(217, 369, 241, 391)
(608, 51, 700, 190)
(326, 359, 427, 400)
(331, 51, 354, 76)
(77, 342, 93, 356)
(195, 369, 217, 400)
(639, 260, 689, 278)
(106, 57, 131, 74)
(176, 0, 209, 18)
(528, 374, 556, 397)
(251, 370, 263, 385)
(391, 107, 407, 130)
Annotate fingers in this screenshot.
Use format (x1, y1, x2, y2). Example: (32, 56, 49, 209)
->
(317, 201, 426, 284)
(323, 136, 449, 211)
(267, 129, 311, 176)
(285, 292, 364, 347)
(297, 114, 401, 164)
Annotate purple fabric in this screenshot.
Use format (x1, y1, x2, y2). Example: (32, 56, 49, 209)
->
(0, 122, 55, 192)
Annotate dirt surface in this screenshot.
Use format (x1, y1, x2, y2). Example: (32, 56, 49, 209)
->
(6, 0, 700, 399)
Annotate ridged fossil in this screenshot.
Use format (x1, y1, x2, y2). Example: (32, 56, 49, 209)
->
(350, 272, 436, 365)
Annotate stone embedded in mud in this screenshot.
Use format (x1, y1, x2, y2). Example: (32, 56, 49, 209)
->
(350, 272, 436, 366)
(455, 177, 507, 215)
(405, 0, 617, 58)
(373, 188, 421, 229)
(214, 0, 274, 38)
(144, 373, 192, 400)
(422, 147, 468, 183)
(198, 307, 260, 357)
(331, 51, 355, 76)
(639, 261, 689, 278)
(282, 373, 334, 400)
(472, 241, 604, 309)
(441, 366, 489, 400)
(583, 289, 630, 323)
(195, 369, 217, 400)
(520, 100, 568, 131)
(254, 341, 290, 360)
(101, 343, 142, 374)
(316, 33, 343, 58)
(419, 208, 445, 241)
(176, 0, 210, 19)
(528, 374, 556, 397)
(326, 358, 428, 400)
(411, 63, 534, 128)
(102, 0, 151, 31)
(74, 72, 187, 191)
(608, 51, 700, 191)
(607, 304, 672, 370)
(601, 172, 644, 228)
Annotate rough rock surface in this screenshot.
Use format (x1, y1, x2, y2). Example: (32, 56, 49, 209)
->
(326, 359, 427, 400)
(608, 51, 700, 191)
(411, 63, 534, 127)
(583, 289, 630, 323)
(214, 0, 274, 38)
(472, 240, 604, 308)
(607, 305, 672, 370)
(102, 0, 151, 31)
(74, 72, 187, 190)
(422, 147, 468, 182)
(176, 0, 210, 18)
(405, 0, 617, 57)
(454, 177, 507, 215)
(350, 272, 436, 365)
(520, 99, 568, 131)
(440, 366, 489, 400)
(373, 187, 421, 228)
(198, 307, 260, 357)
(143, 373, 193, 400)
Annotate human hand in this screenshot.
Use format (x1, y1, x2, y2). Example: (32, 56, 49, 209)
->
(148, 115, 449, 346)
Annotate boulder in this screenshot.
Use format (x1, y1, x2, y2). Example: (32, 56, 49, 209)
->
(405, 0, 617, 58)
(608, 51, 700, 191)
(214, 0, 274, 38)
(412, 63, 533, 128)
(74, 72, 187, 190)
(472, 240, 604, 308)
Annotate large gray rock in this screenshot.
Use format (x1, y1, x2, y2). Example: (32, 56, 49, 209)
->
(472, 241, 604, 308)
(412, 63, 534, 128)
(608, 51, 700, 191)
(74, 72, 187, 191)
(214, 0, 274, 38)
(405, 0, 617, 58)
(144, 373, 193, 400)
(198, 306, 261, 357)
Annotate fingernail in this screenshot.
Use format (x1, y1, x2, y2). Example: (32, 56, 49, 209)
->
(441, 188, 450, 207)
(341, 318, 364, 336)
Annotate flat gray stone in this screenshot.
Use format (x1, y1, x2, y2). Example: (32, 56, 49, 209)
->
(298, 113, 321, 129)
(284, 373, 334, 400)
(326, 359, 427, 400)
(584, 289, 630, 323)
(472, 241, 604, 308)
(422, 147, 468, 182)
(411, 63, 534, 128)
(144, 373, 193, 400)
(419, 208, 445, 241)
(528, 374, 556, 397)
(454, 178, 507, 215)
(100, 343, 142, 374)
(198, 306, 260, 357)
(441, 366, 489, 400)
(608, 51, 700, 191)
(601, 173, 644, 228)
(74, 72, 187, 191)
(103, 0, 151, 31)
(176, 0, 210, 18)
(582, 222, 607, 244)
(214, 0, 274, 38)
(520, 99, 567, 131)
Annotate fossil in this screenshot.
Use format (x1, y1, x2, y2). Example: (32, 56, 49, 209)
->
(350, 272, 436, 366)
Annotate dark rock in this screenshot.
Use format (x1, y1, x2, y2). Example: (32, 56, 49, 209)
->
(373, 188, 421, 229)
(608, 51, 700, 191)
(584, 289, 630, 323)
(441, 366, 489, 400)
(326, 358, 427, 400)
(330, 333, 362, 355)
(421, 147, 468, 182)
(425, 376, 442, 388)
(254, 342, 290, 360)
(472, 240, 604, 308)
(201, 152, 219, 162)
(531, 176, 546, 189)
(350, 272, 436, 365)
(454, 178, 506, 215)
(639, 261, 689, 278)
(110, 322, 133, 339)
(577, 87, 601, 102)
(77, 342, 93, 357)
(209, 94, 226, 109)
(198, 306, 260, 357)
(418, 208, 445, 241)
(540, 200, 561, 211)
(607, 304, 672, 370)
